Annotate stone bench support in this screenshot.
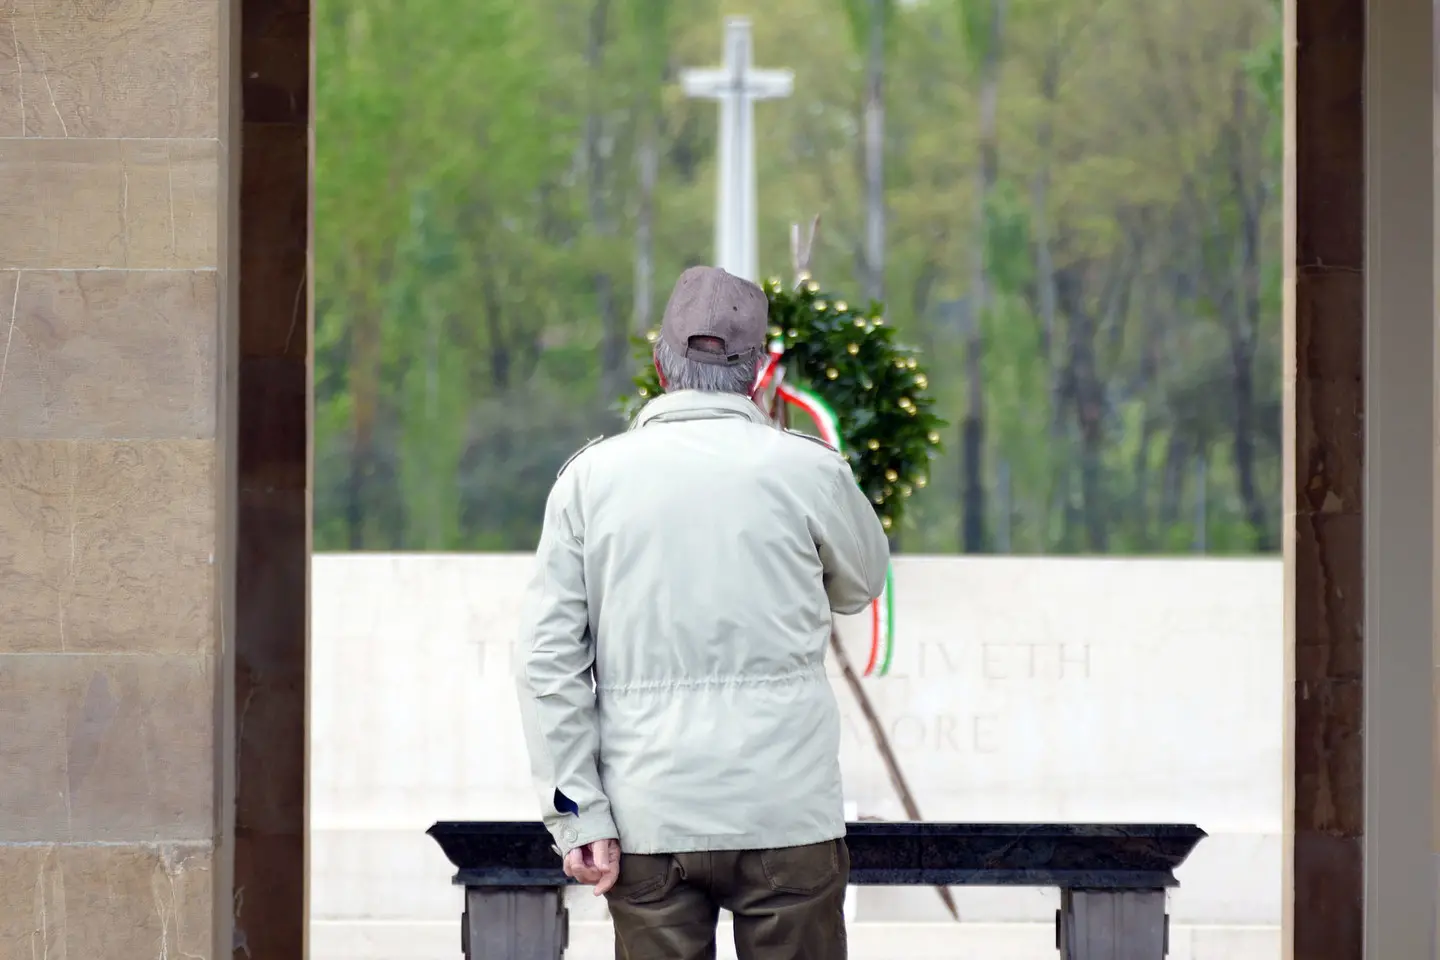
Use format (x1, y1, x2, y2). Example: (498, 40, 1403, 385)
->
(462, 887, 568, 960)
(430, 821, 1204, 960)
(1058, 890, 1168, 959)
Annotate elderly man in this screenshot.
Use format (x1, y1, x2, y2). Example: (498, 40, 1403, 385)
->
(514, 265, 890, 959)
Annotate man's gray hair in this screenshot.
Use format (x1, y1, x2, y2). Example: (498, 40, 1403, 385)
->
(654, 335, 757, 395)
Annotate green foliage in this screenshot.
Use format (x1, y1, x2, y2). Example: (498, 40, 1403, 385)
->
(837, 0, 895, 55)
(625, 279, 946, 532)
(313, 0, 1283, 556)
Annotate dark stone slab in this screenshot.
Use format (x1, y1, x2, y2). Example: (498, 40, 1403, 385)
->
(426, 821, 1206, 890)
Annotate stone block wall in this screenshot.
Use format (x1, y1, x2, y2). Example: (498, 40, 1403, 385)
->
(0, 1, 311, 957)
(0, 1, 232, 957)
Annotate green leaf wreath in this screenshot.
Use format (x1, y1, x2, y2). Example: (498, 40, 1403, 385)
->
(622, 275, 946, 532)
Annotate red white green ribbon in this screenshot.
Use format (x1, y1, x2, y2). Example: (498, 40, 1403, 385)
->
(777, 383, 842, 450)
(774, 380, 896, 678)
(752, 339, 787, 395)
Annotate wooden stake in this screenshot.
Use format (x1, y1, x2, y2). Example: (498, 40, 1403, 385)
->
(790, 214, 822, 279)
(830, 625, 960, 922)
(786, 216, 953, 920)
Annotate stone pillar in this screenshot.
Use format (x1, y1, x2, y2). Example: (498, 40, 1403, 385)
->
(1360, 0, 1435, 955)
(1286, 0, 1437, 956)
(233, 0, 311, 956)
(0, 2, 235, 959)
(1285, 0, 1365, 945)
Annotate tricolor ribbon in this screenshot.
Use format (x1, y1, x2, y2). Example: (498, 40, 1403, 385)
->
(759, 351, 896, 678)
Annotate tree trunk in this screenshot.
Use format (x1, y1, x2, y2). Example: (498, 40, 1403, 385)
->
(347, 347, 379, 548)
(1192, 453, 1209, 553)
(961, 0, 1005, 554)
(1032, 46, 1062, 554)
(1072, 308, 1107, 553)
(1159, 433, 1187, 531)
(1132, 410, 1156, 547)
(633, 115, 658, 337)
(344, 442, 370, 551)
(1231, 333, 1268, 548)
(910, 260, 939, 353)
(631, 1, 669, 339)
(1131, 300, 1162, 549)
(585, 0, 624, 403)
(862, 0, 886, 305)
(481, 269, 512, 392)
(1056, 262, 1109, 553)
(1032, 49, 1060, 367)
(1227, 82, 1272, 551)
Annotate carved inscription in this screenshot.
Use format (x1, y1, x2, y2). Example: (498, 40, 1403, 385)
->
(841, 641, 1095, 757)
(842, 711, 1004, 755)
(915, 641, 1092, 680)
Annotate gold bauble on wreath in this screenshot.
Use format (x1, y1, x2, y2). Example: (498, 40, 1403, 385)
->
(623, 274, 945, 531)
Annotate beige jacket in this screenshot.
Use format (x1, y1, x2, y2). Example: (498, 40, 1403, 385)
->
(513, 390, 890, 856)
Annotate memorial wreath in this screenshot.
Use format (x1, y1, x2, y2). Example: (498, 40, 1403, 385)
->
(622, 270, 945, 676)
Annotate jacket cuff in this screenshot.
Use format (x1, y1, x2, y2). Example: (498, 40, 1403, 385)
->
(548, 809, 619, 857)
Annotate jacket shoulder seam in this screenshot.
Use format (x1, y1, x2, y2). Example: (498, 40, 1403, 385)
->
(556, 435, 609, 478)
(782, 429, 838, 453)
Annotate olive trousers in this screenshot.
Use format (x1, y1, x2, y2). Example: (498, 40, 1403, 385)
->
(604, 839, 850, 960)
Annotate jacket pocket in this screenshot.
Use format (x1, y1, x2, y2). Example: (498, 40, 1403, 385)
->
(760, 840, 841, 896)
(611, 853, 676, 905)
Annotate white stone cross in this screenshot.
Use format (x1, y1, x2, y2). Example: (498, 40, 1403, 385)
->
(680, 18, 794, 282)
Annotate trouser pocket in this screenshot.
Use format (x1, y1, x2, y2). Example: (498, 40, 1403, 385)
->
(759, 840, 845, 895)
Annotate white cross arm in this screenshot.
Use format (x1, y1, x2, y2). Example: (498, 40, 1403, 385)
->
(679, 67, 795, 101)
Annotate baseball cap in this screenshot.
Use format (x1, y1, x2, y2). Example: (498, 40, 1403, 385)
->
(659, 266, 769, 366)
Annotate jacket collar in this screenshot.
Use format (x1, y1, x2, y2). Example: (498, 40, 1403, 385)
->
(632, 390, 774, 429)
